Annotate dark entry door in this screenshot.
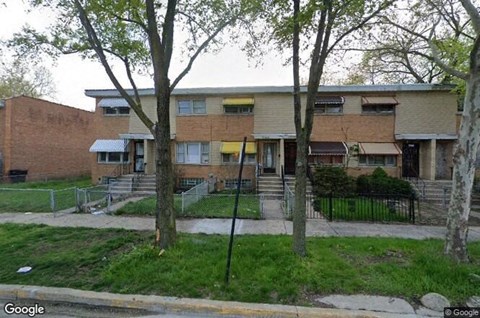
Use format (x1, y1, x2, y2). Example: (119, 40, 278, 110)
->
(402, 142, 419, 178)
(134, 141, 145, 173)
(284, 142, 297, 175)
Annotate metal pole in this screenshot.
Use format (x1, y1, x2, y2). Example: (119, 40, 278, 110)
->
(225, 136, 247, 285)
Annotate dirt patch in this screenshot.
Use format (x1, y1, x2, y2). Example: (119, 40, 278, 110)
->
(416, 202, 480, 226)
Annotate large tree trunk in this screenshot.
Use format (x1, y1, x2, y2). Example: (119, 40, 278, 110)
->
(444, 36, 480, 262)
(155, 85, 176, 249)
(293, 136, 308, 256)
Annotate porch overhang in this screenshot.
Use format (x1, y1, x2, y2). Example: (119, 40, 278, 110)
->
(89, 139, 129, 152)
(395, 133, 457, 140)
(252, 133, 296, 140)
(98, 98, 129, 108)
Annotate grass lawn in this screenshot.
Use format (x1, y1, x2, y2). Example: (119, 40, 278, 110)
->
(315, 196, 412, 223)
(0, 177, 93, 213)
(0, 223, 479, 306)
(116, 194, 262, 219)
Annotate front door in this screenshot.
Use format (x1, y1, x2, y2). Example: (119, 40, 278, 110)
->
(284, 142, 296, 175)
(134, 141, 145, 173)
(263, 143, 276, 173)
(402, 142, 419, 178)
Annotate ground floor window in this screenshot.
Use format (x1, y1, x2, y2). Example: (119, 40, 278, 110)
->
(222, 153, 256, 164)
(97, 152, 129, 163)
(176, 142, 210, 164)
(224, 179, 253, 189)
(308, 155, 344, 165)
(359, 155, 397, 166)
(179, 178, 204, 188)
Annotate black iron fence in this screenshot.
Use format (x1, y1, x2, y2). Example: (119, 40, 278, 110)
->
(314, 193, 416, 224)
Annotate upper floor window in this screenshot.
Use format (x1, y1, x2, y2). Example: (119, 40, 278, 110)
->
(103, 107, 130, 115)
(361, 96, 398, 115)
(176, 142, 210, 164)
(99, 98, 130, 116)
(177, 99, 206, 115)
(223, 98, 254, 115)
(314, 96, 344, 114)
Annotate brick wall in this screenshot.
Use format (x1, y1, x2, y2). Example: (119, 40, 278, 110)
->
(2, 96, 95, 180)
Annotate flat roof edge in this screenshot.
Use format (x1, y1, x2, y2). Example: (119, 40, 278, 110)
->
(85, 84, 457, 98)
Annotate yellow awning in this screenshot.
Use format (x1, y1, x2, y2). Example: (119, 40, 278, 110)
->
(223, 98, 254, 106)
(221, 142, 256, 154)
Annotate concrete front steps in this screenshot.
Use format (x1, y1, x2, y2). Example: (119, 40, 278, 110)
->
(109, 174, 156, 195)
(257, 174, 312, 198)
(412, 179, 480, 213)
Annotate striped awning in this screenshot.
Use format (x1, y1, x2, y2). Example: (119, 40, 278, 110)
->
(361, 96, 398, 105)
(358, 142, 402, 155)
(315, 96, 345, 105)
(220, 142, 256, 154)
(309, 142, 347, 155)
(98, 98, 129, 108)
(89, 139, 129, 152)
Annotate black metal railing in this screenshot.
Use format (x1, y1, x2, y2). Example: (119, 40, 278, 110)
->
(314, 193, 416, 224)
(281, 165, 285, 192)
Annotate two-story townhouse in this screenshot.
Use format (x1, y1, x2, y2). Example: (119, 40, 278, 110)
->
(86, 84, 458, 189)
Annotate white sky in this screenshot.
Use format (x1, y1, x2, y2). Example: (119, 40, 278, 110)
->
(0, 1, 293, 111)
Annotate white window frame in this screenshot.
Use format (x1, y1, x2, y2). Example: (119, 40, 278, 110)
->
(222, 153, 256, 164)
(97, 152, 129, 164)
(176, 142, 210, 164)
(177, 99, 206, 115)
(224, 106, 253, 114)
(358, 155, 397, 166)
(103, 107, 130, 116)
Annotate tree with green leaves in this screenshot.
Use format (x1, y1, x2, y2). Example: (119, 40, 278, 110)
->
(10, 0, 256, 249)
(262, 0, 394, 256)
(0, 56, 55, 99)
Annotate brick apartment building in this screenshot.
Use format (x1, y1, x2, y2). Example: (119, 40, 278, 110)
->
(86, 84, 458, 189)
(0, 96, 95, 181)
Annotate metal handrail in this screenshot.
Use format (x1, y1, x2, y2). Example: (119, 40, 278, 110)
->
(281, 165, 285, 192)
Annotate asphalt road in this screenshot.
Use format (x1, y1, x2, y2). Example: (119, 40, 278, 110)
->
(0, 300, 233, 318)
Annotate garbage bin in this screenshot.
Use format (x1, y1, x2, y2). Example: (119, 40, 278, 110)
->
(8, 170, 28, 183)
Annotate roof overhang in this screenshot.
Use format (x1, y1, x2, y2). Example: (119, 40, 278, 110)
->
(395, 134, 457, 140)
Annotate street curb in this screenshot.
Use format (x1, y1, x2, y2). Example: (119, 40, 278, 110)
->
(0, 284, 387, 318)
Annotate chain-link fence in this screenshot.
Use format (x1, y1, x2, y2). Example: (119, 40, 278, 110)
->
(181, 181, 209, 213)
(76, 185, 111, 213)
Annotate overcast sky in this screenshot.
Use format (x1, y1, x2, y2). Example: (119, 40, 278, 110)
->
(1, 1, 293, 111)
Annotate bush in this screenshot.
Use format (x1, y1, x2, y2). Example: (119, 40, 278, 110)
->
(313, 166, 356, 196)
(356, 167, 414, 196)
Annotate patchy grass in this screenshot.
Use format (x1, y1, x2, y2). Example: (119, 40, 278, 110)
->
(116, 194, 261, 219)
(0, 224, 479, 306)
(0, 177, 93, 212)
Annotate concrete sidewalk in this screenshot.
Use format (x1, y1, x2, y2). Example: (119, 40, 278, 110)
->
(1, 211, 480, 241)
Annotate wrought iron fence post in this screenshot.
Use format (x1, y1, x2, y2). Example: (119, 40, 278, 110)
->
(410, 194, 415, 224)
(328, 192, 333, 221)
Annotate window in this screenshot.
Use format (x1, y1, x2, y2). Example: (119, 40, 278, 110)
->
(308, 155, 344, 165)
(224, 179, 253, 189)
(224, 106, 253, 114)
(176, 142, 210, 164)
(359, 155, 397, 166)
(222, 153, 256, 164)
(362, 104, 395, 114)
(314, 96, 344, 114)
(103, 107, 130, 115)
(177, 99, 206, 114)
(97, 152, 129, 163)
(179, 178, 204, 188)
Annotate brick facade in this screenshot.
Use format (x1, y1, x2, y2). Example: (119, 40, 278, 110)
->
(0, 96, 95, 181)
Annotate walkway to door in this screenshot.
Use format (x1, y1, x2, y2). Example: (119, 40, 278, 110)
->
(262, 199, 285, 220)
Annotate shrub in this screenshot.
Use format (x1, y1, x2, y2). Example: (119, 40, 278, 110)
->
(356, 167, 414, 196)
(313, 166, 356, 196)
